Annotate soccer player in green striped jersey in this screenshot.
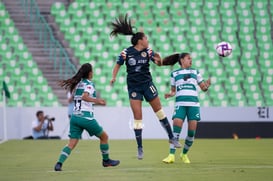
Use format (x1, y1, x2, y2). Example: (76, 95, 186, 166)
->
(54, 63, 119, 171)
(161, 53, 211, 164)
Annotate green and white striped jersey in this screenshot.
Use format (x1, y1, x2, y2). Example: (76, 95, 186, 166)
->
(73, 79, 96, 114)
(171, 68, 204, 107)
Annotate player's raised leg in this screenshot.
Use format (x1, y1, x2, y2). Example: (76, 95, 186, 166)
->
(149, 96, 181, 148)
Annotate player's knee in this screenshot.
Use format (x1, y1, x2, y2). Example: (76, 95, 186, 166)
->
(99, 131, 108, 142)
(133, 120, 143, 129)
(155, 109, 166, 120)
(68, 140, 78, 150)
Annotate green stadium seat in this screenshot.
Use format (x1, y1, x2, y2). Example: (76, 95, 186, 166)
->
(51, 2, 65, 17)
(45, 0, 272, 107)
(0, 1, 4, 10)
(0, 8, 10, 20)
(138, 0, 154, 8)
(104, 1, 119, 16)
(211, 94, 229, 107)
(237, 0, 252, 9)
(68, 2, 81, 14)
(223, 0, 236, 7)
(253, 1, 269, 17)
(263, 83, 273, 105)
(84, 1, 97, 12)
(0, 3, 61, 107)
(73, 14, 89, 30)
(260, 58, 272, 71)
(119, 0, 137, 12)
(258, 29, 271, 49)
(253, 8, 269, 19)
(52, 4, 68, 25)
(264, 93, 273, 106)
(246, 91, 263, 106)
(229, 96, 247, 107)
(59, 17, 73, 34)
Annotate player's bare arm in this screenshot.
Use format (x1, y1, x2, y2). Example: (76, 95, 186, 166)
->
(82, 92, 106, 106)
(165, 86, 176, 99)
(200, 78, 211, 91)
(153, 53, 163, 66)
(110, 64, 121, 86)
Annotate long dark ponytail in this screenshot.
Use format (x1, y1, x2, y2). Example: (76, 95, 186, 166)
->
(162, 53, 190, 65)
(110, 14, 145, 46)
(59, 63, 92, 92)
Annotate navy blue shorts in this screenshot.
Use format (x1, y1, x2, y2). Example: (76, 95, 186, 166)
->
(128, 81, 158, 102)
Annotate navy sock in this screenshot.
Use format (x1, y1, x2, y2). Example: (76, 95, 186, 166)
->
(160, 117, 174, 139)
(134, 129, 142, 148)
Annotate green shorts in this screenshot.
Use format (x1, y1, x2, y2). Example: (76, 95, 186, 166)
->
(172, 106, 201, 121)
(69, 111, 103, 139)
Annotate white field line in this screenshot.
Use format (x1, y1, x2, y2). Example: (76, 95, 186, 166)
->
(0, 139, 8, 144)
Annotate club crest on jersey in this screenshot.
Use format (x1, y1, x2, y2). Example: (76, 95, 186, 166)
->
(131, 92, 137, 98)
(141, 52, 147, 57)
(128, 58, 136, 66)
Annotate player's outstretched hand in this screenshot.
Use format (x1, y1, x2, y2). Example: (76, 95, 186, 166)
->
(200, 78, 211, 91)
(97, 98, 106, 106)
(165, 90, 175, 99)
(205, 78, 211, 88)
(164, 93, 173, 99)
(153, 53, 162, 66)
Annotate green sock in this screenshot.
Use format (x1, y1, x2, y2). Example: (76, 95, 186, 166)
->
(170, 125, 182, 154)
(183, 130, 195, 154)
(173, 125, 182, 138)
(58, 146, 71, 163)
(100, 144, 109, 161)
(170, 148, 176, 154)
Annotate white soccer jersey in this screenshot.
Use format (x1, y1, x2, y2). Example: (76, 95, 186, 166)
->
(171, 68, 204, 107)
(73, 79, 96, 114)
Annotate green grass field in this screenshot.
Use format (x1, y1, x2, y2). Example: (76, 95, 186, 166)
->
(0, 139, 272, 181)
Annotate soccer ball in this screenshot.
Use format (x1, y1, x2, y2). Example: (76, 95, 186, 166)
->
(216, 41, 232, 57)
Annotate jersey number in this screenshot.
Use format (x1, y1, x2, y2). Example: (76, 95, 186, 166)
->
(149, 85, 157, 94)
(74, 99, 82, 112)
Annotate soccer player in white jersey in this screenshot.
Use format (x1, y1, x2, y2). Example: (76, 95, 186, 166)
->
(54, 63, 119, 171)
(161, 53, 211, 164)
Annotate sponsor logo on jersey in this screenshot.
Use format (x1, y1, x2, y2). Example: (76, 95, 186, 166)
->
(141, 52, 147, 57)
(77, 82, 85, 88)
(131, 92, 137, 98)
(195, 113, 200, 118)
(128, 58, 136, 66)
(137, 59, 148, 64)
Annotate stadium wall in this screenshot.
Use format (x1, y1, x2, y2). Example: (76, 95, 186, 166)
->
(0, 107, 272, 140)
